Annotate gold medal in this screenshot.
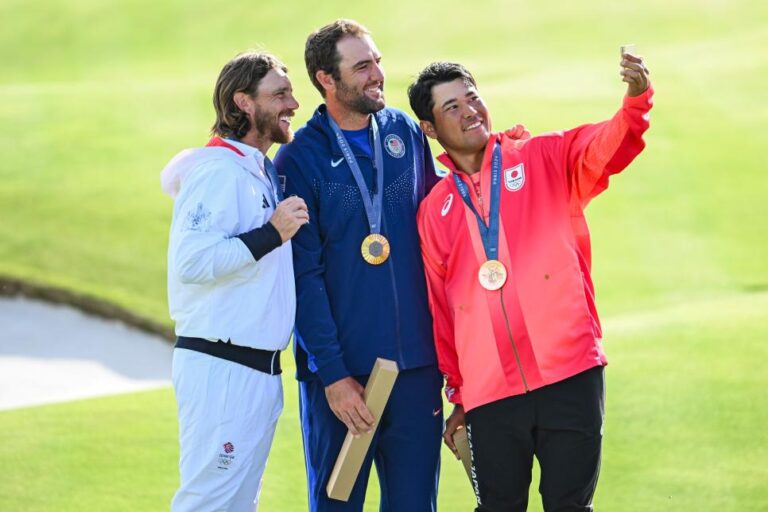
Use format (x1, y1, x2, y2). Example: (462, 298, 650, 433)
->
(478, 260, 507, 290)
(361, 234, 390, 265)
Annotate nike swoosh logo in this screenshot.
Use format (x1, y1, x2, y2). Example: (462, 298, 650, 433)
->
(432, 407, 442, 417)
(330, 157, 344, 168)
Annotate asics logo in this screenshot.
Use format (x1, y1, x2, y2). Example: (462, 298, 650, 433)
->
(441, 193, 454, 216)
(330, 157, 344, 168)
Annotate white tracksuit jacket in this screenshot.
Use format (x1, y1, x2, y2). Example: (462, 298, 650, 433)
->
(162, 139, 294, 349)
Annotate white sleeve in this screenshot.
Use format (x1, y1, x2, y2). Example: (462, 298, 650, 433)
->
(170, 162, 254, 285)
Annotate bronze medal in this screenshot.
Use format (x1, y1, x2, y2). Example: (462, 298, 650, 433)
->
(361, 234, 390, 265)
(478, 260, 507, 290)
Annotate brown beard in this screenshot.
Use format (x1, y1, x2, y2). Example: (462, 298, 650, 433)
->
(253, 107, 293, 145)
(335, 79, 385, 115)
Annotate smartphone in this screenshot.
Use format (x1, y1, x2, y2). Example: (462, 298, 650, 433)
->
(621, 44, 637, 57)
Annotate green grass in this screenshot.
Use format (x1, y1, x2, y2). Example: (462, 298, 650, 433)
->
(1, 0, 766, 320)
(1, 0, 767, 509)
(2, 293, 767, 510)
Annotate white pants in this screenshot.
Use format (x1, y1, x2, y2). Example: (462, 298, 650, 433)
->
(171, 349, 283, 512)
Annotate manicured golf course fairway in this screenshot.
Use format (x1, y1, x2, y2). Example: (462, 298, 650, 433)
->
(1, 0, 766, 510)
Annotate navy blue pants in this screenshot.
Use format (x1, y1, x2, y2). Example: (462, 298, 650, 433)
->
(299, 365, 443, 511)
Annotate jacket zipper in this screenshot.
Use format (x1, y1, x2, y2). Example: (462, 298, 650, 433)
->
(499, 288, 529, 392)
(383, 215, 405, 369)
(361, 151, 406, 369)
(465, 171, 528, 391)
(388, 258, 404, 369)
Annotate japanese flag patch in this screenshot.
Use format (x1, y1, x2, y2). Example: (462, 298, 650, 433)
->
(504, 164, 525, 192)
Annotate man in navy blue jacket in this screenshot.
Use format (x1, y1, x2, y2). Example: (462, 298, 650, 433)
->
(274, 19, 443, 512)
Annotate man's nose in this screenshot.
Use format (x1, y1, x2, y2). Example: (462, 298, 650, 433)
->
(461, 103, 478, 117)
(371, 62, 385, 82)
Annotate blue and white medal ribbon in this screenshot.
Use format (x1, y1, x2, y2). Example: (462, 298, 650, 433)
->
(264, 157, 284, 203)
(452, 142, 507, 290)
(327, 113, 390, 265)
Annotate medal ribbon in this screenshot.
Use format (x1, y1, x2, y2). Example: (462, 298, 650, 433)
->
(327, 114, 385, 235)
(264, 156, 284, 202)
(218, 137, 282, 204)
(452, 142, 502, 261)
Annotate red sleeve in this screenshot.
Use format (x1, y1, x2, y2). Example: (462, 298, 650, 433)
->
(417, 201, 464, 406)
(562, 85, 654, 208)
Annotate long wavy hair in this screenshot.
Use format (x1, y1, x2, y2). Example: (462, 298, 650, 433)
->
(211, 51, 287, 139)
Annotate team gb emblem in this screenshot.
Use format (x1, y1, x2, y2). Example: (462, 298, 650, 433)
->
(504, 164, 525, 192)
(384, 134, 406, 158)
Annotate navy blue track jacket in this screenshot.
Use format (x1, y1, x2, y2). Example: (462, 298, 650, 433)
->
(274, 105, 440, 384)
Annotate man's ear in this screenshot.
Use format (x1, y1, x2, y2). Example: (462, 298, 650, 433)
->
(316, 70, 336, 95)
(233, 91, 254, 115)
(420, 120, 437, 140)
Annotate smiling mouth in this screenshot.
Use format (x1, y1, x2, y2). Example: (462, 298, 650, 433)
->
(278, 112, 294, 126)
(463, 120, 483, 132)
(365, 82, 383, 96)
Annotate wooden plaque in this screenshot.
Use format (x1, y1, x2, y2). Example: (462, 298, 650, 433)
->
(452, 426, 474, 484)
(326, 358, 399, 501)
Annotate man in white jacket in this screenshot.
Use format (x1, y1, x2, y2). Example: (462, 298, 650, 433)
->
(160, 51, 308, 512)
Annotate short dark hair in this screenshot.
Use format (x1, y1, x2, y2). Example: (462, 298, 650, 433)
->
(304, 19, 371, 97)
(407, 62, 477, 123)
(211, 51, 287, 139)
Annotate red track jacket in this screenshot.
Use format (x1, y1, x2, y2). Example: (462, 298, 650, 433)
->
(417, 87, 654, 412)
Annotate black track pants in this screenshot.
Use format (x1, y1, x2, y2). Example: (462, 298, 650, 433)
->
(464, 366, 605, 512)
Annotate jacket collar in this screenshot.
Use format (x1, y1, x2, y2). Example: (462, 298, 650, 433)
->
(311, 104, 384, 159)
(436, 125, 531, 175)
(207, 137, 267, 173)
(437, 133, 500, 176)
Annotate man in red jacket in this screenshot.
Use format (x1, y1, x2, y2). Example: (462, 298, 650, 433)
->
(408, 52, 652, 511)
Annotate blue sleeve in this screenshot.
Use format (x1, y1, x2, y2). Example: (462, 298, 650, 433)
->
(421, 132, 441, 195)
(274, 146, 350, 386)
